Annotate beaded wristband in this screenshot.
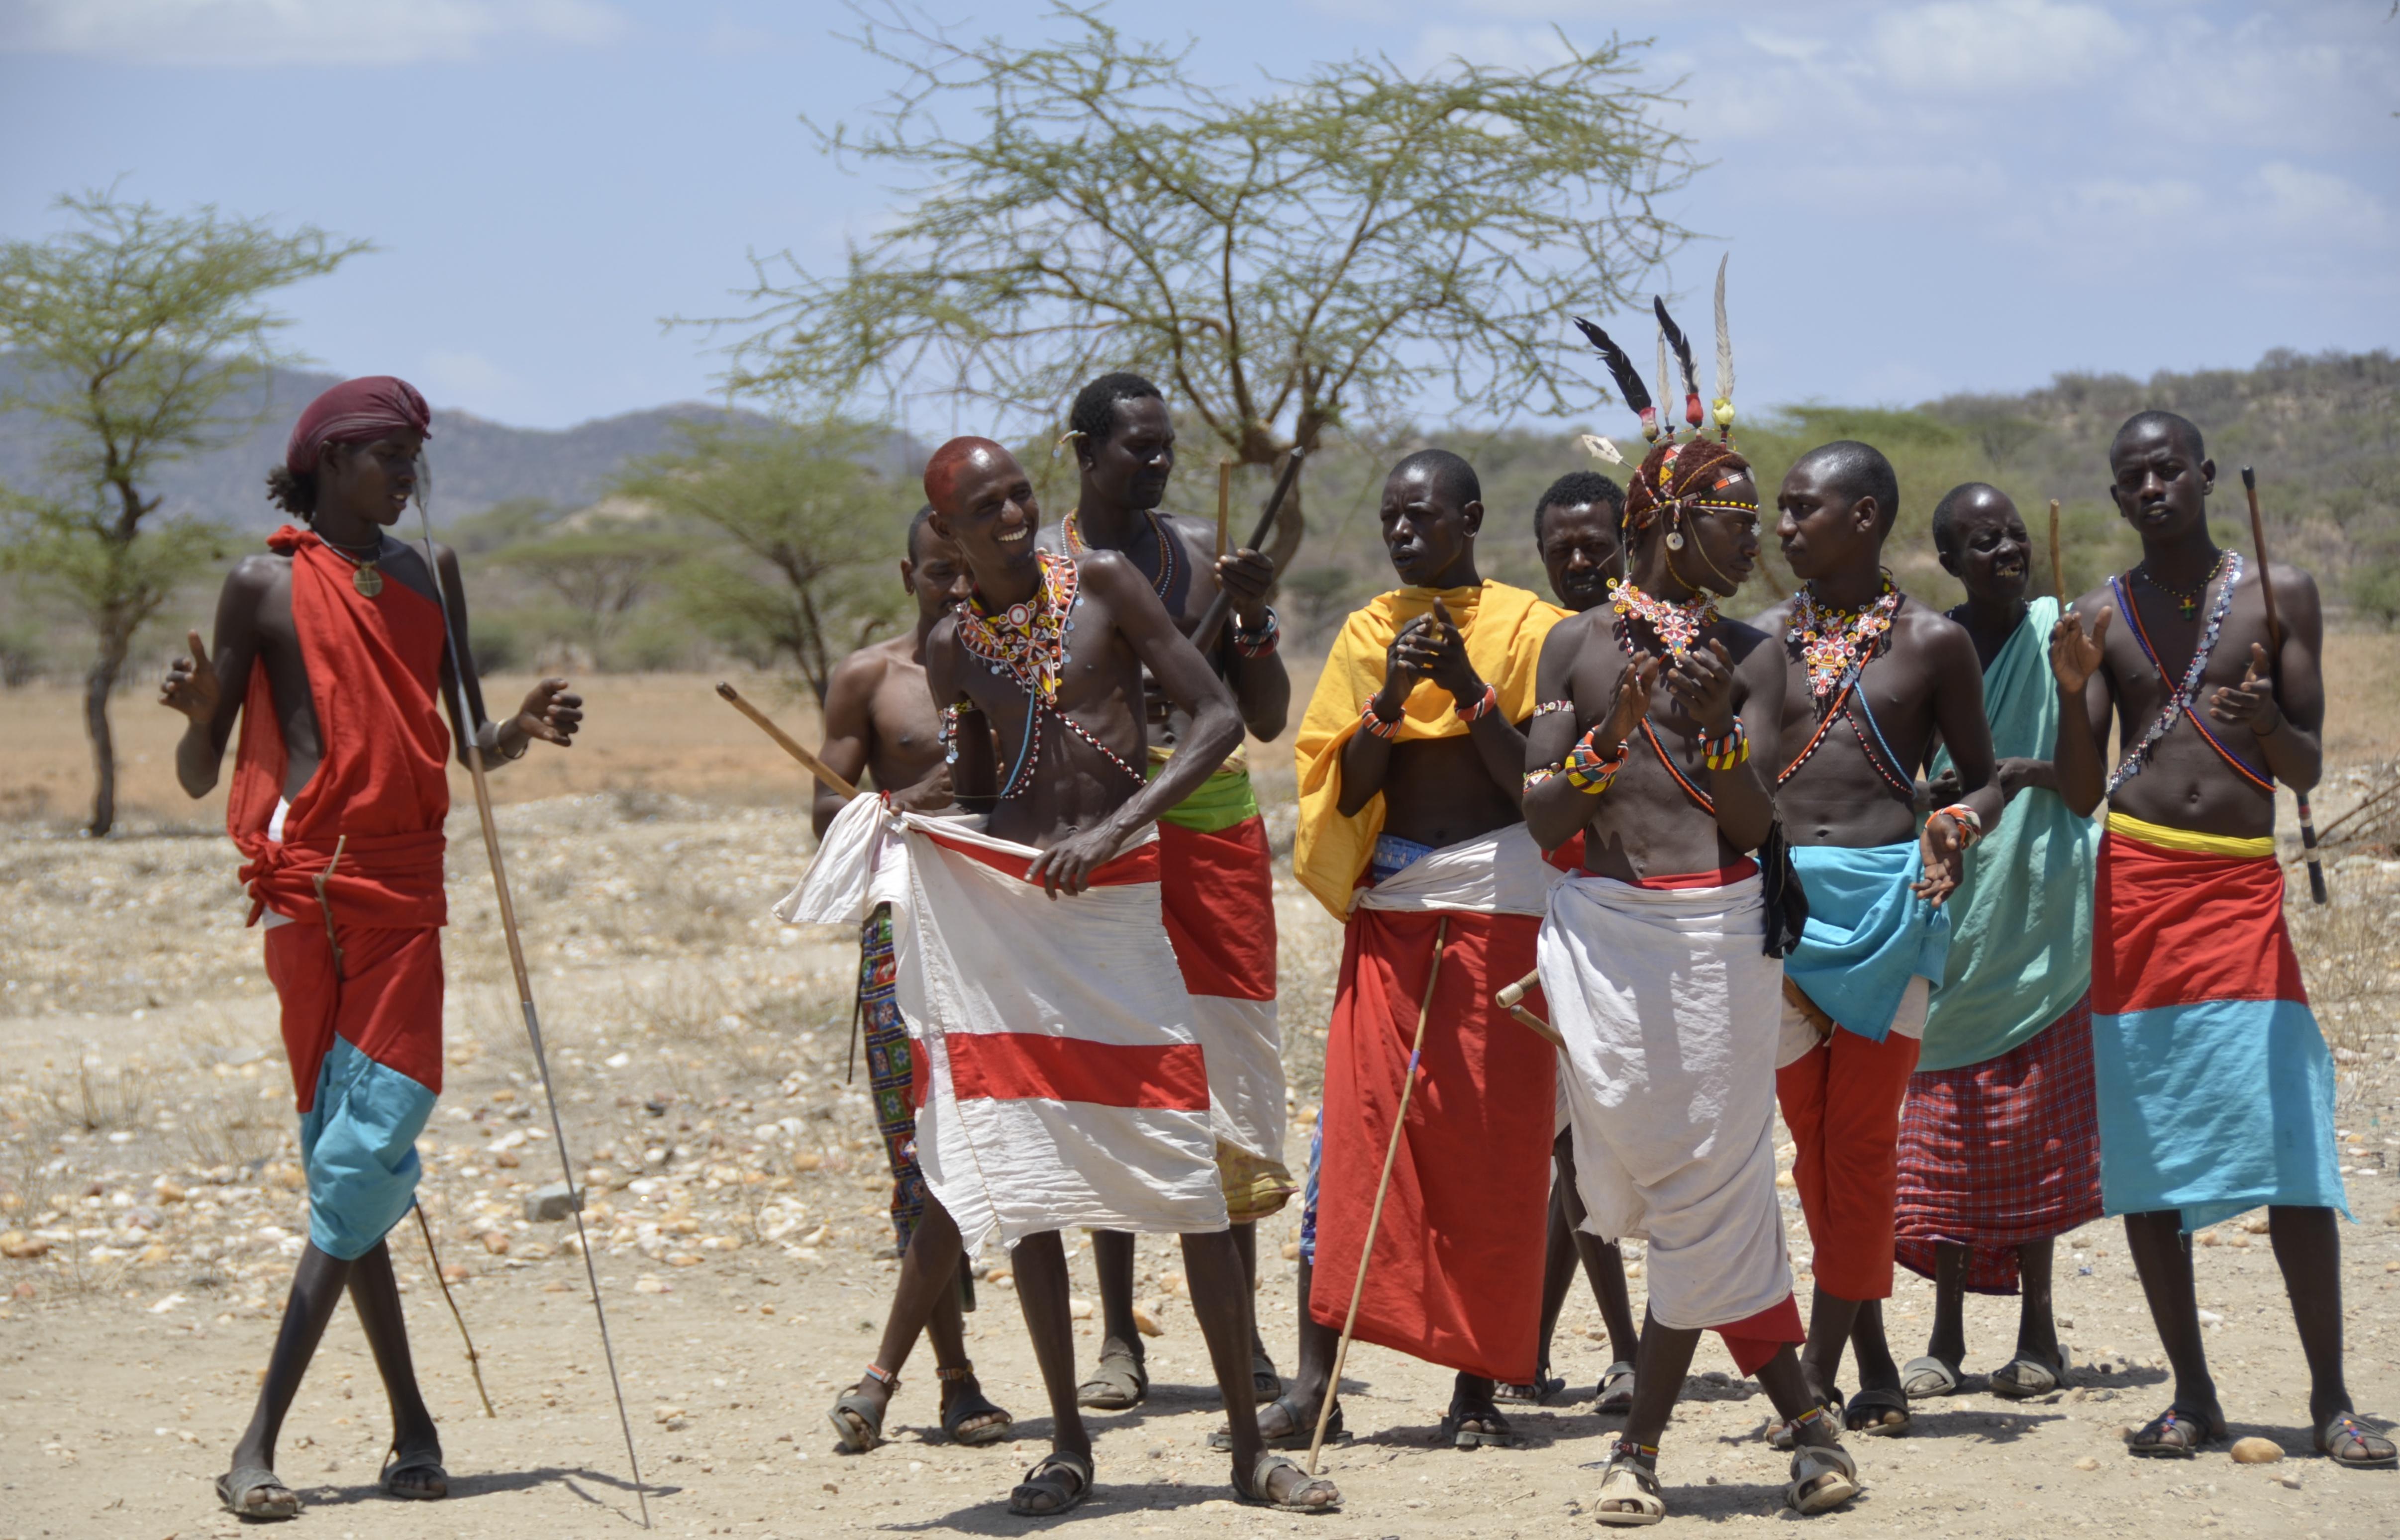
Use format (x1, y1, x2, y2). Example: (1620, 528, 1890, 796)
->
(1456, 682, 1499, 722)
(1563, 728, 1630, 792)
(1697, 719, 1750, 770)
(1934, 802, 1984, 849)
(1360, 697, 1404, 740)
(1523, 765, 1560, 791)
(1532, 699, 1576, 717)
(863, 1362, 899, 1389)
(1231, 605, 1281, 659)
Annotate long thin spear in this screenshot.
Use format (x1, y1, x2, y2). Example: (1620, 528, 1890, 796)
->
(2048, 499, 2065, 604)
(1307, 917, 1447, 1476)
(2240, 467, 2329, 905)
(411, 492, 652, 1529)
(716, 682, 859, 798)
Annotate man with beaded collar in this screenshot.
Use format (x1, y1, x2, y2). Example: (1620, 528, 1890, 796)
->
(1042, 371, 1297, 1417)
(820, 436, 1341, 1517)
(2048, 410, 2386, 1469)
(1753, 438, 2004, 1440)
(1529, 306, 1861, 1522)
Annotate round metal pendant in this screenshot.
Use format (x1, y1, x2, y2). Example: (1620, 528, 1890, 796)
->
(352, 563, 384, 598)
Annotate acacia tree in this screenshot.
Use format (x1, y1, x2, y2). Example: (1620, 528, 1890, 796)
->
(718, 2, 1694, 561)
(0, 189, 368, 834)
(613, 419, 913, 702)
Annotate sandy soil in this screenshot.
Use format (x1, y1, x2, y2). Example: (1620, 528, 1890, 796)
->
(2, 640, 2398, 1539)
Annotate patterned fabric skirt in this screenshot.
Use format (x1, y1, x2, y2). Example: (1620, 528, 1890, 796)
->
(859, 902, 925, 1251)
(1894, 993, 2104, 1294)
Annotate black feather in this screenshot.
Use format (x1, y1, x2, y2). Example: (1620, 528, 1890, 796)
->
(1654, 297, 1701, 411)
(1572, 316, 1651, 415)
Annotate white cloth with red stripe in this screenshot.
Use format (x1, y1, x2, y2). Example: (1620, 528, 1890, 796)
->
(780, 795, 1227, 1255)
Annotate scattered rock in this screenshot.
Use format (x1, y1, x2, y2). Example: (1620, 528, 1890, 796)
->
(634, 1276, 670, 1295)
(2240, 1213, 2271, 1235)
(441, 1263, 471, 1284)
(1067, 1296, 1094, 1321)
(0, 1232, 50, 1260)
(1132, 1302, 1165, 1337)
(2229, 1437, 2284, 1464)
(2074, 1456, 2100, 1471)
(1280, 1241, 1300, 1260)
(480, 1230, 511, 1255)
(525, 1182, 585, 1222)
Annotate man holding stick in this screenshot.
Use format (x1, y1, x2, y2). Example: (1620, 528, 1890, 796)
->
(2050, 410, 2387, 1467)
(1755, 440, 2003, 1439)
(1044, 371, 1296, 1413)
(1267, 449, 1564, 1451)
(806, 507, 1012, 1449)
(1878, 483, 2103, 1404)
(799, 437, 1339, 1515)
(158, 378, 584, 1519)
(1526, 414, 1863, 1522)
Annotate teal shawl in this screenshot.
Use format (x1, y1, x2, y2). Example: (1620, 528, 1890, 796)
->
(1919, 596, 2100, 1071)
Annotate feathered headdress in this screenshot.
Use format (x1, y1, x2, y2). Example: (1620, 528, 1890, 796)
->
(1573, 257, 1749, 529)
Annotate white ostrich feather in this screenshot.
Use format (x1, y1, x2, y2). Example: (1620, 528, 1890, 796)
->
(1713, 254, 1734, 416)
(1577, 433, 1627, 467)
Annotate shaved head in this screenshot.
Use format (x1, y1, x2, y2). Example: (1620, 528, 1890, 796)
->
(923, 436, 1015, 514)
(2111, 409, 2204, 467)
(1795, 440, 1900, 533)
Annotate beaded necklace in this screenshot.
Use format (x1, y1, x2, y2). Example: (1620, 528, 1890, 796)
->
(1788, 573, 1901, 708)
(946, 550, 1145, 797)
(1063, 508, 1176, 600)
(2105, 550, 2259, 796)
(1607, 577, 1718, 656)
(2131, 550, 2227, 621)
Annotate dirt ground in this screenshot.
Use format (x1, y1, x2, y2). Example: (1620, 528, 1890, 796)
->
(3, 652, 2399, 1540)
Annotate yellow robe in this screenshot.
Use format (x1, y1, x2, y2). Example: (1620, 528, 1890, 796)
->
(1292, 581, 1565, 917)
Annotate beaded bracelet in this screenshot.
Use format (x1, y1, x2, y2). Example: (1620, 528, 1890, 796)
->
(1933, 802, 1984, 849)
(1231, 605, 1281, 659)
(1523, 765, 1560, 791)
(1563, 728, 1630, 792)
(1697, 719, 1750, 770)
(1456, 682, 1499, 722)
(1532, 699, 1576, 717)
(1360, 697, 1404, 740)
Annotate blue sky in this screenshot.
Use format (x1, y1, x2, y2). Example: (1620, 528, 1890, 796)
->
(3, 0, 2394, 432)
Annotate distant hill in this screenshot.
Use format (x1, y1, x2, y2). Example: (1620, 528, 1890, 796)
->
(0, 361, 775, 532)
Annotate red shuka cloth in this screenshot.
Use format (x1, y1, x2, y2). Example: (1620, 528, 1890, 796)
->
(1308, 907, 1553, 1383)
(228, 527, 452, 1109)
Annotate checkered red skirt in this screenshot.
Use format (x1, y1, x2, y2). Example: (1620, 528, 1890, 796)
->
(1894, 993, 2104, 1294)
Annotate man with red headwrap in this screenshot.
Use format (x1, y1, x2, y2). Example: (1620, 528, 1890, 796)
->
(161, 376, 584, 1520)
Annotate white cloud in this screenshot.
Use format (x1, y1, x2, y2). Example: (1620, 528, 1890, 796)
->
(1869, 0, 2133, 95)
(0, 0, 627, 67)
(2249, 162, 2391, 245)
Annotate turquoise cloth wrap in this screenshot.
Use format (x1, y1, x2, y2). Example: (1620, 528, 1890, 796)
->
(1785, 841, 1951, 1043)
(1920, 597, 2100, 1072)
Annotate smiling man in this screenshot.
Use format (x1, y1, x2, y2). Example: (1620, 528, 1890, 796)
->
(1044, 371, 1296, 1416)
(2049, 412, 2386, 1469)
(1753, 441, 2003, 1440)
(1870, 484, 2103, 1410)
(158, 377, 583, 1520)
(1270, 448, 1564, 1452)
(811, 436, 1338, 1517)
(1526, 431, 1860, 1524)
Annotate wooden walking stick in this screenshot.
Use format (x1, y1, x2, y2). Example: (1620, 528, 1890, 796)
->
(1307, 916, 1448, 1476)
(412, 1200, 497, 1418)
(1192, 447, 1306, 654)
(1494, 969, 1564, 1050)
(1216, 459, 1232, 563)
(2047, 498, 2065, 604)
(715, 681, 859, 799)
(2239, 468, 2329, 905)
(411, 499, 652, 1528)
